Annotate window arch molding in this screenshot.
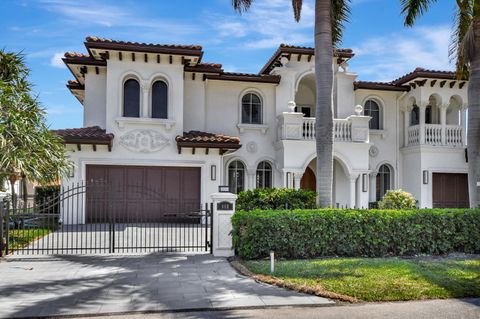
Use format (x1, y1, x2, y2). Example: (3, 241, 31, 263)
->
(375, 162, 394, 201)
(225, 158, 247, 194)
(238, 88, 265, 125)
(119, 71, 143, 118)
(361, 95, 385, 130)
(147, 72, 173, 120)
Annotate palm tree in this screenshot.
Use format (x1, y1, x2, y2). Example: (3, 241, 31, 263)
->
(233, 0, 350, 207)
(401, 1, 480, 208)
(0, 50, 69, 209)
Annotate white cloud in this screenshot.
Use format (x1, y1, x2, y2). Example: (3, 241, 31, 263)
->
(212, 0, 315, 49)
(50, 52, 65, 68)
(351, 25, 453, 82)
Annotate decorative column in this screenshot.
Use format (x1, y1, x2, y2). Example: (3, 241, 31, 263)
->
(403, 106, 412, 147)
(461, 104, 468, 146)
(293, 172, 304, 190)
(141, 80, 149, 118)
(211, 192, 237, 257)
(369, 172, 378, 202)
(419, 103, 427, 145)
(349, 175, 358, 208)
(440, 103, 448, 145)
(246, 169, 256, 190)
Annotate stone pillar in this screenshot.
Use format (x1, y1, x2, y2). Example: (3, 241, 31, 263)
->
(357, 173, 370, 209)
(369, 172, 377, 202)
(440, 103, 447, 145)
(348, 106, 371, 143)
(140, 80, 149, 118)
(211, 192, 237, 257)
(277, 112, 304, 140)
(293, 172, 304, 190)
(461, 105, 468, 146)
(246, 169, 256, 190)
(419, 103, 427, 145)
(349, 175, 358, 208)
(404, 107, 411, 147)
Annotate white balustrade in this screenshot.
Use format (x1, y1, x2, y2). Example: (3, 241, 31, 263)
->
(446, 125, 463, 146)
(302, 117, 316, 140)
(425, 124, 442, 145)
(333, 119, 352, 142)
(407, 124, 464, 147)
(407, 125, 420, 146)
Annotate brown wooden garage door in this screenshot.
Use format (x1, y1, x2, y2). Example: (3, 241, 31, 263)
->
(432, 173, 469, 208)
(86, 165, 201, 222)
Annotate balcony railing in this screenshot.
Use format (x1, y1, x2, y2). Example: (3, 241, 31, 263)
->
(406, 124, 464, 147)
(278, 112, 370, 143)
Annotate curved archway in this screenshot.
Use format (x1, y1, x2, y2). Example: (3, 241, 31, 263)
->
(295, 72, 316, 117)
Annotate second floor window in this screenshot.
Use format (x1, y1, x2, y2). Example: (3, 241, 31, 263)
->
(364, 100, 380, 129)
(152, 80, 168, 119)
(241, 93, 262, 124)
(123, 79, 140, 117)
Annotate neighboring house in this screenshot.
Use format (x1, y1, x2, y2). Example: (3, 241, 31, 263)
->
(56, 36, 469, 222)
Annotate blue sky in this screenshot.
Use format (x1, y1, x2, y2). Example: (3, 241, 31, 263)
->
(1, 0, 453, 129)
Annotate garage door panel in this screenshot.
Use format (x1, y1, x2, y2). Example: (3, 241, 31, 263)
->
(433, 173, 469, 208)
(86, 165, 201, 222)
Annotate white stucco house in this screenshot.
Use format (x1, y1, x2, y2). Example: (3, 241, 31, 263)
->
(56, 36, 470, 222)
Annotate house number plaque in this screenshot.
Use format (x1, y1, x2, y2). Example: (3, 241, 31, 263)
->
(217, 201, 233, 211)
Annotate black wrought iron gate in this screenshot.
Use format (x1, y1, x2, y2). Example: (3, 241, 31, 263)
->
(0, 182, 213, 256)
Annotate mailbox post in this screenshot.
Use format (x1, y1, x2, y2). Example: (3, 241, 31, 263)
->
(210, 192, 237, 257)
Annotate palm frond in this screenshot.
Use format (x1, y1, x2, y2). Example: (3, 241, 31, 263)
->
(331, 0, 351, 46)
(292, 0, 303, 22)
(450, 0, 473, 79)
(400, 0, 438, 26)
(232, 0, 253, 14)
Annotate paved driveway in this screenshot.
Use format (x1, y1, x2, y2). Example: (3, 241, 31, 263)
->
(0, 254, 332, 318)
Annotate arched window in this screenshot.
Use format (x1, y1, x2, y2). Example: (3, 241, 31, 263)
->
(411, 105, 420, 125)
(152, 80, 168, 119)
(376, 164, 392, 201)
(123, 78, 140, 117)
(228, 161, 245, 194)
(425, 105, 432, 124)
(256, 161, 272, 189)
(241, 93, 262, 124)
(364, 100, 380, 129)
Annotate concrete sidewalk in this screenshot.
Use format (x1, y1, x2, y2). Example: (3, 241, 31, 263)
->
(0, 253, 332, 318)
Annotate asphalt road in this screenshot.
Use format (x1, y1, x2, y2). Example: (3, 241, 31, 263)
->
(71, 298, 480, 319)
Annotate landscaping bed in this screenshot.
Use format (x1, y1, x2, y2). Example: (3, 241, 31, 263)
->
(238, 255, 480, 302)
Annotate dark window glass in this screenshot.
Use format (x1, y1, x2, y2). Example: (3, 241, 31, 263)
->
(364, 100, 380, 129)
(152, 81, 168, 119)
(425, 105, 432, 124)
(256, 161, 272, 189)
(376, 164, 392, 201)
(241, 93, 262, 124)
(411, 105, 420, 125)
(228, 161, 245, 194)
(123, 79, 140, 117)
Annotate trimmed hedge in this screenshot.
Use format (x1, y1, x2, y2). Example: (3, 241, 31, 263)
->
(231, 209, 480, 259)
(236, 188, 316, 211)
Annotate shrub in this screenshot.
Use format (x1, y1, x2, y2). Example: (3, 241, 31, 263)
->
(231, 208, 480, 259)
(378, 189, 416, 209)
(34, 185, 60, 214)
(236, 188, 316, 211)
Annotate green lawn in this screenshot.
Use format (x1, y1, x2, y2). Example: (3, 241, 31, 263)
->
(7, 228, 52, 250)
(242, 257, 480, 302)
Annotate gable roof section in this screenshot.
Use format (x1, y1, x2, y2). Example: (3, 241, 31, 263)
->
(54, 126, 114, 150)
(260, 44, 355, 74)
(354, 81, 410, 92)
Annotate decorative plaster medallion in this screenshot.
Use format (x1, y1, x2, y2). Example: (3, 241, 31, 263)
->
(246, 141, 258, 153)
(119, 129, 169, 153)
(369, 145, 379, 157)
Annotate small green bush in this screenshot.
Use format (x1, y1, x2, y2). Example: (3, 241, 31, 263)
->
(236, 188, 316, 211)
(378, 189, 416, 209)
(232, 208, 480, 259)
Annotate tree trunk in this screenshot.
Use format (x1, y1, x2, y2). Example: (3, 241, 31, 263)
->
(468, 17, 480, 208)
(314, 0, 334, 207)
(8, 177, 17, 212)
(21, 174, 28, 205)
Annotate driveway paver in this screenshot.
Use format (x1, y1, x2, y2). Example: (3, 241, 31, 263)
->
(0, 253, 333, 318)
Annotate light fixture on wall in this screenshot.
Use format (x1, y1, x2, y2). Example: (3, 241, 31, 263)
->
(362, 173, 368, 192)
(211, 165, 216, 181)
(423, 170, 429, 184)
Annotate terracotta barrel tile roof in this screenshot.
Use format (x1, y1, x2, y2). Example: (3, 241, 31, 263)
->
(86, 36, 203, 50)
(54, 126, 114, 144)
(354, 81, 410, 92)
(392, 67, 457, 84)
(175, 131, 241, 148)
(64, 52, 90, 58)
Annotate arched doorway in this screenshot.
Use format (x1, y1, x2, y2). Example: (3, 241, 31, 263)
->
(300, 167, 316, 191)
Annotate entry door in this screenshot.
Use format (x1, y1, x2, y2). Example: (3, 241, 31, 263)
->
(432, 173, 469, 208)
